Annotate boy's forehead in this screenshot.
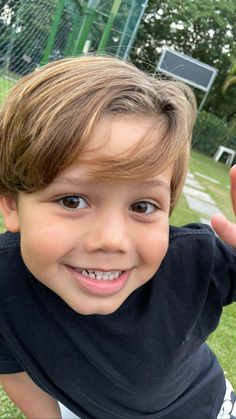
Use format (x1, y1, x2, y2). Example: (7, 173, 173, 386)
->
(81, 116, 160, 157)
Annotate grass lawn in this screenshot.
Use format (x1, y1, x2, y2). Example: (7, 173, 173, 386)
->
(170, 149, 234, 225)
(0, 149, 235, 417)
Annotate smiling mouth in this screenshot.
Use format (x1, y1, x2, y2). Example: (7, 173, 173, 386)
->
(67, 266, 130, 296)
(74, 268, 123, 281)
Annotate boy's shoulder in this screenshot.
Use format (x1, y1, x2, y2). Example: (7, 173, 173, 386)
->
(0, 231, 22, 284)
(0, 232, 29, 307)
(169, 223, 214, 242)
(167, 223, 220, 263)
(0, 231, 20, 252)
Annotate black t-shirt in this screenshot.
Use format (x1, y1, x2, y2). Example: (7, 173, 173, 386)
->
(0, 224, 236, 419)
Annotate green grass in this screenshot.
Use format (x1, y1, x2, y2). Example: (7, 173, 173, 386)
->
(0, 390, 25, 418)
(0, 217, 5, 232)
(190, 150, 234, 222)
(0, 76, 15, 104)
(170, 149, 234, 225)
(0, 149, 236, 416)
(170, 193, 201, 226)
(208, 304, 236, 388)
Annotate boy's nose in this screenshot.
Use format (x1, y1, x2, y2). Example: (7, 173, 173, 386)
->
(83, 213, 131, 254)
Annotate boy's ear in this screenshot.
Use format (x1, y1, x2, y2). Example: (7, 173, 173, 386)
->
(0, 195, 20, 232)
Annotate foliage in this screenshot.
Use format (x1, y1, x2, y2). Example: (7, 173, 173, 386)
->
(222, 60, 236, 126)
(192, 111, 236, 158)
(131, 0, 236, 121)
(222, 60, 236, 93)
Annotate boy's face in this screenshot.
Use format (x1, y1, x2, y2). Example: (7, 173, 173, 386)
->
(1, 117, 172, 315)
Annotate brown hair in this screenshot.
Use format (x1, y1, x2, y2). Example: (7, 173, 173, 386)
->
(0, 55, 197, 214)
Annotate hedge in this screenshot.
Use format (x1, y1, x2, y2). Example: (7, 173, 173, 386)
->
(192, 111, 236, 159)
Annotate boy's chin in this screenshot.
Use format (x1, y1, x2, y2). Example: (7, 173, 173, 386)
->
(65, 297, 124, 316)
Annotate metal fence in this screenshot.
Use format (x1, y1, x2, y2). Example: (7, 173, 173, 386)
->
(0, 0, 148, 103)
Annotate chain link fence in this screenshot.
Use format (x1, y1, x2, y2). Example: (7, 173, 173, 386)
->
(0, 0, 147, 103)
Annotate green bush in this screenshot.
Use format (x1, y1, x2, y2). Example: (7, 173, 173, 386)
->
(192, 111, 236, 159)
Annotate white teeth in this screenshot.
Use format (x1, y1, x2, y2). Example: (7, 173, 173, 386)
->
(94, 270, 102, 276)
(77, 269, 122, 280)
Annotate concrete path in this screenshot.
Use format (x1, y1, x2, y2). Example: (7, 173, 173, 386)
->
(183, 171, 221, 225)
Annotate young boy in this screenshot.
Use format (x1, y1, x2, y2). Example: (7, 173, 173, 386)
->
(0, 55, 236, 419)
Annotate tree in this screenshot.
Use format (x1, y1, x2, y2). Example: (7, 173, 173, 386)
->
(222, 61, 236, 94)
(131, 0, 236, 120)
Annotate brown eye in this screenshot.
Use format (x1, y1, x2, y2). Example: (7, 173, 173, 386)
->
(59, 196, 87, 210)
(131, 201, 157, 214)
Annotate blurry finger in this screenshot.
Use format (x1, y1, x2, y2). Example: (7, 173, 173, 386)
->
(211, 213, 236, 248)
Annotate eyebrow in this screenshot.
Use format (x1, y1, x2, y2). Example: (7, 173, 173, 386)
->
(139, 180, 171, 194)
(54, 177, 91, 185)
(53, 177, 171, 194)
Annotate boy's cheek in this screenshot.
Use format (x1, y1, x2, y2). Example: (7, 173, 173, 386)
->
(19, 223, 76, 273)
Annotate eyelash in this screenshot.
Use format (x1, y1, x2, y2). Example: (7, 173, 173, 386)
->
(56, 195, 159, 215)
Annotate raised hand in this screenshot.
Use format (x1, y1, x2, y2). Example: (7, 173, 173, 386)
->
(211, 164, 236, 248)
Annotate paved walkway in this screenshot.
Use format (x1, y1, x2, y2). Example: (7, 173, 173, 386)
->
(183, 171, 221, 225)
